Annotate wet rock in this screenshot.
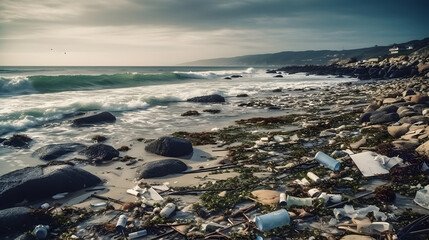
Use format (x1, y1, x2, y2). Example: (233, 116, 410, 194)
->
(272, 88, 282, 92)
(266, 69, 277, 73)
(379, 105, 399, 113)
(399, 115, 428, 124)
(369, 112, 399, 124)
(274, 74, 283, 78)
(236, 93, 249, 97)
(79, 144, 119, 161)
(224, 77, 231, 80)
(145, 137, 193, 157)
(2, 134, 32, 148)
(203, 109, 221, 114)
(360, 112, 373, 123)
(0, 165, 101, 210)
(410, 94, 429, 104)
(397, 107, 417, 118)
(0, 207, 52, 236)
(72, 111, 116, 127)
(392, 140, 420, 150)
(387, 123, 411, 138)
(137, 159, 188, 178)
(186, 94, 225, 103)
(416, 140, 429, 158)
(32, 143, 86, 160)
(181, 110, 200, 116)
(231, 75, 242, 78)
(403, 89, 416, 96)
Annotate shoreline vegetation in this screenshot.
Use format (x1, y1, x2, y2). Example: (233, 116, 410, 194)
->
(1, 50, 429, 239)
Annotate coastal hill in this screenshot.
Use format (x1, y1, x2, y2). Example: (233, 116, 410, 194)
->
(182, 37, 429, 66)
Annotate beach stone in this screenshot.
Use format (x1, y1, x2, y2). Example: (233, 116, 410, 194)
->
(369, 112, 399, 124)
(79, 144, 119, 161)
(350, 137, 366, 149)
(137, 159, 188, 178)
(392, 140, 420, 150)
(186, 94, 225, 103)
(388, 123, 411, 138)
(203, 109, 221, 114)
(251, 190, 280, 206)
(379, 105, 398, 113)
(32, 143, 86, 160)
(2, 134, 32, 148)
(0, 165, 101, 210)
(236, 94, 249, 97)
(72, 111, 116, 127)
(410, 94, 429, 104)
(416, 140, 429, 158)
(364, 104, 379, 112)
(0, 207, 52, 236)
(145, 137, 193, 157)
(403, 89, 416, 96)
(399, 116, 428, 124)
(360, 112, 373, 123)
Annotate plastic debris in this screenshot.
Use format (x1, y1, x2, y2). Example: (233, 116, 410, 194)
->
(90, 202, 107, 208)
(33, 225, 49, 239)
(287, 195, 313, 206)
(333, 205, 387, 221)
(307, 172, 321, 182)
(160, 203, 176, 218)
(128, 229, 148, 239)
(308, 188, 321, 198)
(52, 192, 68, 199)
(279, 193, 287, 206)
(294, 178, 310, 186)
(254, 209, 290, 231)
(115, 215, 127, 232)
(315, 151, 340, 171)
(350, 151, 402, 177)
(414, 184, 429, 209)
(318, 193, 342, 204)
(40, 203, 50, 209)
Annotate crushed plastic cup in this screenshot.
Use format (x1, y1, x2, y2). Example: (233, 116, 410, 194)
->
(115, 215, 127, 232)
(33, 225, 49, 239)
(279, 193, 287, 206)
(414, 184, 429, 209)
(254, 209, 290, 231)
(286, 195, 313, 206)
(315, 151, 340, 171)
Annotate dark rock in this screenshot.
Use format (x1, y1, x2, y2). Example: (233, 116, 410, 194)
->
(230, 75, 242, 78)
(274, 74, 283, 78)
(203, 109, 221, 114)
(187, 94, 225, 103)
(181, 110, 200, 116)
(0, 207, 52, 236)
(79, 144, 119, 161)
(0, 165, 101, 210)
(72, 112, 116, 127)
(2, 135, 32, 148)
(369, 112, 400, 124)
(360, 112, 373, 123)
(272, 88, 282, 92)
(268, 106, 281, 110)
(137, 159, 188, 178)
(32, 143, 86, 161)
(224, 77, 231, 80)
(0, 138, 5, 143)
(145, 137, 193, 157)
(266, 70, 277, 73)
(236, 94, 249, 97)
(403, 89, 416, 96)
(91, 135, 107, 143)
(379, 105, 398, 113)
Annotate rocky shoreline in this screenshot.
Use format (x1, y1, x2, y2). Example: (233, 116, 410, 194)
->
(0, 73, 429, 239)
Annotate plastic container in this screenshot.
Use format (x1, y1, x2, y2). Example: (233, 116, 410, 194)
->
(254, 209, 290, 231)
(286, 195, 313, 206)
(160, 203, 176, 218)
(318, 193, 342, 203)
(33, 225, 49, 239)
(279, 193, 287, 206)
(307, 172, 320, 182)
(115, 215, 127, 232)
(128, 229, 148, 239)
(315, 151, 340, 171)
(308, 188, 321, 198)
(414, 185, 429, 209)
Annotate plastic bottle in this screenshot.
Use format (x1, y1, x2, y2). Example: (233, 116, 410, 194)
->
(160, 203, 176, 218)
(279, 193, 287, 206)
(307, 172, 321, 182)
(315, 151, 340, 171)
(254, 209, 290, 231)
(128, 229, 148, 239)
(33, 225, 49, 239)
(115, 215, 127, 232)
(286, 195, 313, 206)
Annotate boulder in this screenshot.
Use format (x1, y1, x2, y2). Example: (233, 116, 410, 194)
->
(378, 105, 398, 113)
(2, 134, 32, 148)
(137, 159, 188, 178)
(145, 137, 193, 157)
(186, 94, 225, 103)
(181, 110, 200, 116)
(79, 144, 119, 161)
(369, 112, 400, 124)
(0, 207, 52, 236)
(72, 112, 116, 127)
(388, 123, 411, 138)
(32, 143, 86, 160)
(416, 140, 429, 158)
(0, 165, 101, 210)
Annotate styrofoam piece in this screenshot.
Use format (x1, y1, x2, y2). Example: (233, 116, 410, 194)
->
(414, 184, 429, 209)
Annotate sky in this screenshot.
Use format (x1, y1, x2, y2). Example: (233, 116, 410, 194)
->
(0, 0, 428, 66)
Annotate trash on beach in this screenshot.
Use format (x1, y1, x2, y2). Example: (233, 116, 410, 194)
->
(40, 203, 50, 209)
(294, 178, 310, 186)
(128, 229, 148, 239)
(333, 205, 387, 221)
(337, 218, 393, 235)
(52, 192, 68, 199)
(307, 172, 321, 182)
(115, 214, 127, 232)
(286, 195, 313, 206)
(90, 202, 107, 208)
(308, 188, 321, 198)
(318, 193, 342, 204)
(414, 184, 429, 209)
(254, 209, 290, 231)
(315, 151, 340, 171)
(33, 225, 49, 239)
(145, 187, 164, 201)
(350, 151, 403, 177)
(279, 193, 287, 206)
(151, 184, 170, 191)
(160, 202, 176, 218)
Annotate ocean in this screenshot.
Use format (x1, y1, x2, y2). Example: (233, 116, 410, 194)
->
(0, 66, 356, 175)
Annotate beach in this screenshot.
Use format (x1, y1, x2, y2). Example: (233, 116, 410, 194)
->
(1, 66, 429, 239)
